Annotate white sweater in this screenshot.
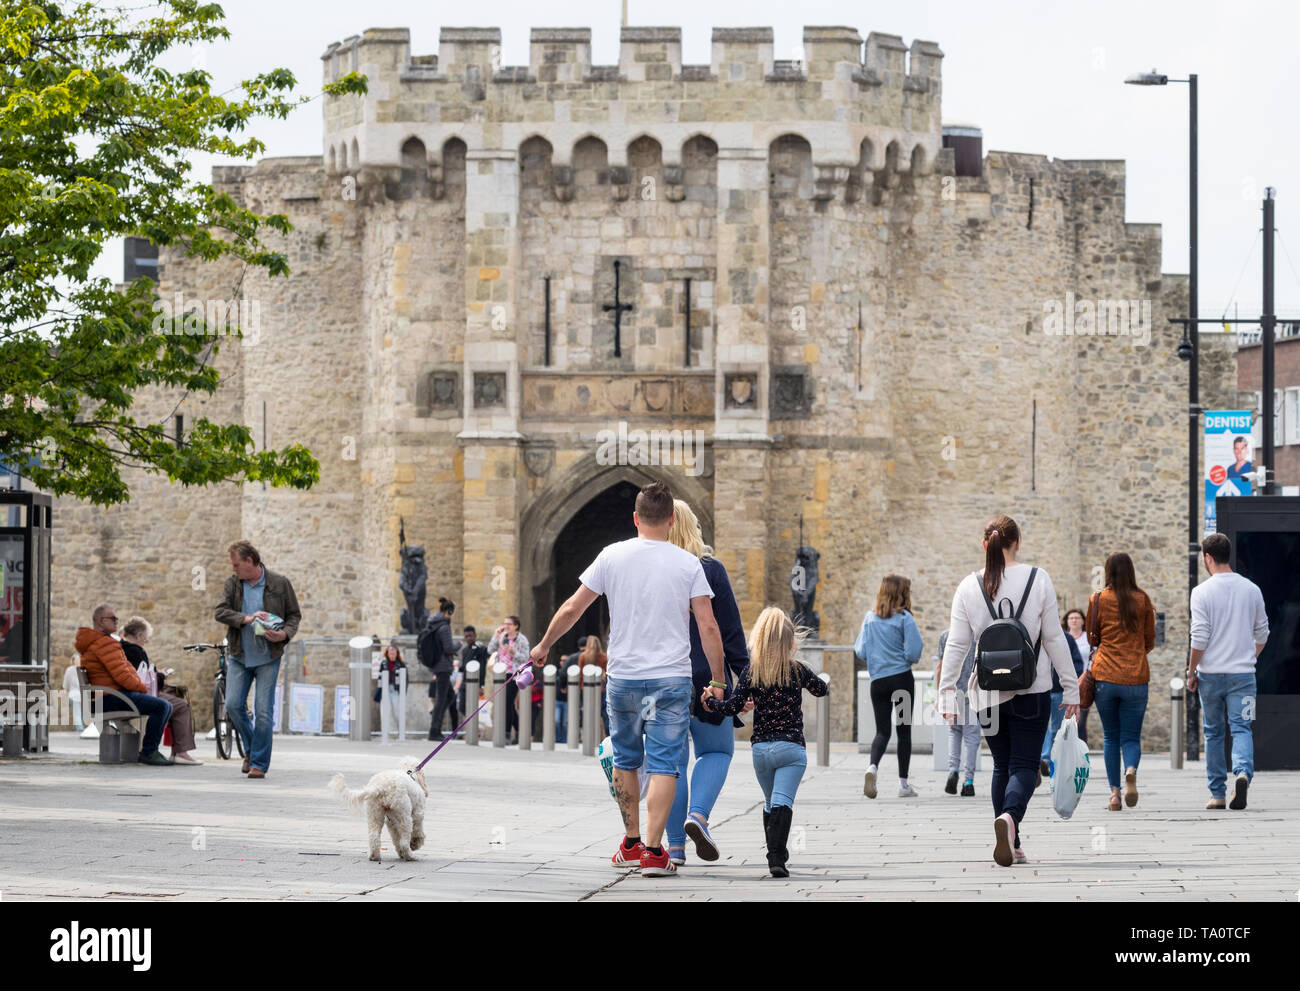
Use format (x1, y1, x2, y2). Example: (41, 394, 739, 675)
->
(1189, 571, 1269, 675)
(937, 563, 1081, 711)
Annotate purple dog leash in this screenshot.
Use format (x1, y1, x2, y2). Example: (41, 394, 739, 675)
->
(411, 662, 538, 773)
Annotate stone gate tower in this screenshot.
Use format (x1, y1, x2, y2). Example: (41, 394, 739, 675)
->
(53, 23, 1223, 744)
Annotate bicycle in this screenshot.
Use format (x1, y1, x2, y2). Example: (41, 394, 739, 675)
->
(184, 640, 245, 760)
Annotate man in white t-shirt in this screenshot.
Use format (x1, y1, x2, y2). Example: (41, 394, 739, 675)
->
(529, 481, 725, 877)
(1186, 533, 1270, 811)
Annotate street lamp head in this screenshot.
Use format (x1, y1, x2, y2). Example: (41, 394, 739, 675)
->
(1125, 70, 1169, 86)
(1176, 334, 1194, 361)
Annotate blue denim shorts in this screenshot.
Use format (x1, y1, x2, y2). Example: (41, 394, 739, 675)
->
(605, 677, 692, 776)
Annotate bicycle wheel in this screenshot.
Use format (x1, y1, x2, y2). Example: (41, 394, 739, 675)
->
(214, 676, 232, 760)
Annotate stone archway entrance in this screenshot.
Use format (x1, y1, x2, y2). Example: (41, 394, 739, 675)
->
(518, 457, 714, 652)
(551, 480, 638, 657)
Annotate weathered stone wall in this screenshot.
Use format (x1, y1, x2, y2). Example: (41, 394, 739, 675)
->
(49, 250, 246, 724)
(47, 23, 1226, 752)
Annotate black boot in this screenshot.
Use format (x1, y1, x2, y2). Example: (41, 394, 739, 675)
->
(763, 810, 771, 845)
(767, 805, 793, 878)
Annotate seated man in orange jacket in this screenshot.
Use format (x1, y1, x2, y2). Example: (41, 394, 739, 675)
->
(75, 604, 175, 766)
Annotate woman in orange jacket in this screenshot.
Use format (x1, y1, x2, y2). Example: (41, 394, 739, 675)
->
(1087, 553, 1156, 811)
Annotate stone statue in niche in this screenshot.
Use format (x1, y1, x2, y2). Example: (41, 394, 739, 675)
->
(398, 518, 428, 635)
(791, 545, 821, 639)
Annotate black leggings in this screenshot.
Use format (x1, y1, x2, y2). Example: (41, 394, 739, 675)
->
(869, 670, 914, 778)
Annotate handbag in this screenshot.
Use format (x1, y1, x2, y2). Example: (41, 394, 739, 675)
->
(1077, 592, 1100, 708)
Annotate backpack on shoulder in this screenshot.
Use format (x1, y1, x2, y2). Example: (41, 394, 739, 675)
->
(417, 622, 438, 671)
(974, 567, 1042, 691)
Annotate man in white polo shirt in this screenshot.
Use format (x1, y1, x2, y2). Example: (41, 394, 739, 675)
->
(529, 481, 725, 877)
(1186, 533, 1270, 810)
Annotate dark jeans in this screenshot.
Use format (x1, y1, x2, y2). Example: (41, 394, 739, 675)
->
(981, 691, 1050, 848)
(505, 680, 519, 738)
(430, 671, 453, 737)
(869, 670, 914, 778)
(100, 690, 172, 756)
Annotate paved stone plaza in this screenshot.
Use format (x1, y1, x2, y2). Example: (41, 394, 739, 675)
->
(1, 734, 1295, 901)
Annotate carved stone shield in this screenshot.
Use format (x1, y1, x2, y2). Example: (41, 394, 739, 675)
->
(726, 373, 756, 408)
(432, 375, 454, 406)
(524, 445, 554, 477)
(641, 379, 671, 412)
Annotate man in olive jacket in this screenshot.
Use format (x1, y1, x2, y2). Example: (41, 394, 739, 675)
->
(214, 540, 301, 778)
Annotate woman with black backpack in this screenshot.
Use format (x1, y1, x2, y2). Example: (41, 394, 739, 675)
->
(937, 515, 1080, 867)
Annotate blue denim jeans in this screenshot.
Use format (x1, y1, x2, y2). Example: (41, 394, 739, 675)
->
(1093, 681, 1148, 789)
(667, 714, 736, 847)
(605, 677, 691, 776)
(226, 655, 280, 771)
(1198, 672, 1256, 798)
(101, 690, 172, 756)
(1041, 690, 1064, 765)
(752, 740, 808, 811)
(554, 699, 567, 741)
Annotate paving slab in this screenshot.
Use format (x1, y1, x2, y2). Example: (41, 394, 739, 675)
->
(0, 734, 1295, 901)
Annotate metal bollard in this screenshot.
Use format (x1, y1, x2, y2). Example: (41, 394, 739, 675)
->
(566, 665, 581, 749)
(542, 665, 557, 751)
(855, 669, 871, 753)
(464, 661, 480, 746)
(817, 673, 831, 767)
(397, 666, 407, 742)
(518, 668, 532, 751)
(379, 659, 390, 744)
(581, 664, 602, 756)
(492, 663, 508, 748)
(1170, 677, 1185, 770)
(347, 635, 373, 742)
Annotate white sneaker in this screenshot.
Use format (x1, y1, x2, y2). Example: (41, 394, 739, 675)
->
(172, 751, 205, 766)
(897, 783, 919, 798)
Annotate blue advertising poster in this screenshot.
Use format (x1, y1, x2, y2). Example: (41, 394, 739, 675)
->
(334, 685, 351, 734)
(1204, 410, 1253, 535)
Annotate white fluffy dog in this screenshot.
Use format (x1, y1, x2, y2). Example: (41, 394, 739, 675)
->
(329, 757, 428, 862)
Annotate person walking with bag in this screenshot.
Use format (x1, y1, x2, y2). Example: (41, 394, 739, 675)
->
(1084, 553, 1155, 811)
(1187, 534, 1269, 810)
(664, 499, 751, 866)
(420, 598, 456, 741)
(1063, 608, 1092, 745)
(704, 606, 828, 878)
(528, 482, 726, 878)
(855, 575, 923, 799)
(1040, 611, 1086, 778)
(938, 515, 1079, 867)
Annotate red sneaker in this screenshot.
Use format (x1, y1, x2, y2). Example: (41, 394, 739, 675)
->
(611, 838, 645, 871)
(640, 845, 678, 877)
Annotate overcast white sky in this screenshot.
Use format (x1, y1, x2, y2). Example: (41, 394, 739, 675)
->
(102, 0, 1300, 319)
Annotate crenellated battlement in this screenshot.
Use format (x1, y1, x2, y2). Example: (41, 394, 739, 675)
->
(321, 25, 944, 177)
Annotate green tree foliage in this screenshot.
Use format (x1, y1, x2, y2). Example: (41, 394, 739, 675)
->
(0, 1, 366, 503)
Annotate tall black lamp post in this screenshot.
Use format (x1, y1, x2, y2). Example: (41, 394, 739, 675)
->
(1126, 69, 1200, 760)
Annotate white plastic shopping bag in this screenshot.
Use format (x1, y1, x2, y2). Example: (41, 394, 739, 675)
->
(597, 736, 649, 804)
(1049, 715, 1090, 819)
(135, 662, 159, 697)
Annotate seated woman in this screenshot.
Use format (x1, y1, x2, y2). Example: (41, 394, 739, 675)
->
(120, 616, 204, 765)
